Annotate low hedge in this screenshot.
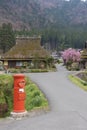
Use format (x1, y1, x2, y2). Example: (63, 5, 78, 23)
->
(8, 68, 49, 73)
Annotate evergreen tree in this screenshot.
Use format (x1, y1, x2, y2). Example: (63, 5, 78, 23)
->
(0, 23, 15, 53)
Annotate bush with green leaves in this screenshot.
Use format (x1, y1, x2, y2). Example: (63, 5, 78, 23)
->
(71, 62, 80, 71)
(25, 83, 48, 111)
(8, 68, 49, 73)
(0, 75, 13, 117)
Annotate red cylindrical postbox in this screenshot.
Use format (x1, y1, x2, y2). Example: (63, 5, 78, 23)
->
(13, 74, 26, 113)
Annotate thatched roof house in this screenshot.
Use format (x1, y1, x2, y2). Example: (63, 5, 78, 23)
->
(80, 41, 87, 69)
(1, 36, 50, 68)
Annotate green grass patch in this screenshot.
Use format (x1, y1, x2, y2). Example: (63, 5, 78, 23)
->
(0, 75, 48, 118)
(0, 74, 13, 117)
(25, 81, 48, 111)
(69, 75, 87, 91)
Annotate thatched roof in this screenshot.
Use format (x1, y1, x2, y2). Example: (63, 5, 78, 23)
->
(1, 37, 50, 60)
(81, 49, 87, 59)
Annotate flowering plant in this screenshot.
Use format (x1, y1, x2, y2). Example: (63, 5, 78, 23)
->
(62, 48, 81, 65)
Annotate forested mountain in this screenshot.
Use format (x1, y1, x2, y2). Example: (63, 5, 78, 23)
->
(0, 0, 87, 52)
(0, 0, 87, 30)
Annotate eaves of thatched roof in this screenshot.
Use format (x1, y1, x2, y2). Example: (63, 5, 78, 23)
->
(81, 49, 87, 59)
(1, 37, 50, 60)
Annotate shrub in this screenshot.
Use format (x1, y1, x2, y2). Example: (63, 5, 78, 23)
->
(9, 68, 20, 73)
(30, 96, 42, 107)
(29, 85, 35, 92)
(25, 83, 48, 111)
(32, 90, 40, 97)
(71, 62, 80, 71)
(0, 75, 13, 117)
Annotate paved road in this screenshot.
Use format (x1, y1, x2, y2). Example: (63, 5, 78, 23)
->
(0, 64, 87, 130)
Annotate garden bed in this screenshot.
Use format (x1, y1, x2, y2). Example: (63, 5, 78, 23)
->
(69, 71, 87, 91)
(76, 72, 87, 82)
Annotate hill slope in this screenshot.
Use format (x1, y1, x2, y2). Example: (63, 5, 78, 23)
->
(0, 0, 87, 30)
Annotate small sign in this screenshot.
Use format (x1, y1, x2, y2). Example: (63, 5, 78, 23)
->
(19, 88, 24, 92)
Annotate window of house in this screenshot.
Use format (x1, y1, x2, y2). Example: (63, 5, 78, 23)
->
(16, 62, 22, 67)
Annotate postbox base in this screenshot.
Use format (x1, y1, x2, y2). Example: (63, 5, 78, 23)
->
(11, 111, 28, 118)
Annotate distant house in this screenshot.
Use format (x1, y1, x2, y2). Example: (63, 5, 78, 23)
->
(79, 41, 87, 69)
(1, 36, 51, 68)
(51, 51, 58, 60)
(80, 50, 87, 69)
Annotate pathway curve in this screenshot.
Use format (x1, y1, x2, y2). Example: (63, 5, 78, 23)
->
(0, 64, 87, 130)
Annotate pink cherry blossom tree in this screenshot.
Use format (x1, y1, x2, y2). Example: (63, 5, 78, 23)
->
(62, 48, 81, 66)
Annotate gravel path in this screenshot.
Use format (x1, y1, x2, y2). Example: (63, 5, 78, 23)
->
(0, 64, 87, 130)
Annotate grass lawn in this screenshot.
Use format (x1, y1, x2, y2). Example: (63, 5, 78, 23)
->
(69, 74, 87, 91)
(0, 74, 48, 117)
(25, 77, 48, 111)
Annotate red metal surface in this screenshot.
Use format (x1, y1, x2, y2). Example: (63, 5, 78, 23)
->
(13, 74, 26, 112)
